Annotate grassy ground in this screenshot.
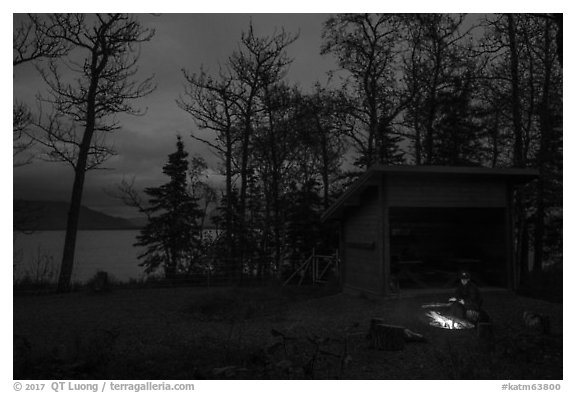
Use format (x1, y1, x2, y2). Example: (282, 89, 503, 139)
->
(13, 285, 562, 380)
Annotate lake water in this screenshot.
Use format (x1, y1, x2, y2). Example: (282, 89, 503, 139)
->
(13, 230, 147, 283)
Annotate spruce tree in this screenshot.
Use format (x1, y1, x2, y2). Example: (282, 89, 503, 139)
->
(136, 136, 203, 279)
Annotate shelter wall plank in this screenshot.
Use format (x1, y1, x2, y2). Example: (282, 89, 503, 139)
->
(387, 176, 507, 207)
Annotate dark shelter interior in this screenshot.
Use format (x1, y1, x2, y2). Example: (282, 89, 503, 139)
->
(390, 207, 507, 289)
(322, 166, 538, 296)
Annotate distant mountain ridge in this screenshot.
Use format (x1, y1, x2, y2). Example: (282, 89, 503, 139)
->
(14, 200, 140, 230)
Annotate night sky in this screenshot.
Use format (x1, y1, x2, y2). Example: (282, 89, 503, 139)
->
(11, 10, 574, 221)
(13, 13, 337, 218)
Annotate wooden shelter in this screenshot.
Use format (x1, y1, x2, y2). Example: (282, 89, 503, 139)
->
(321, 165, 538, 296)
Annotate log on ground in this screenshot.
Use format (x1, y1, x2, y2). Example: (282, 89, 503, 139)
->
(369, 323, 406, 351)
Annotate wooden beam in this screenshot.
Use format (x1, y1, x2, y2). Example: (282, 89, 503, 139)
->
(339, 220, 346, 288)
(506, 182, 516, 290)
(379, 174, 391, 296)
(378, 176, 384, 295)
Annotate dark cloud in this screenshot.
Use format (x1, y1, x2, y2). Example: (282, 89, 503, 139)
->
(13, 14, 335, 218)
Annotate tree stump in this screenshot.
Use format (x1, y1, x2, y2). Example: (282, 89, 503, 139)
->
(369, 322, 405, 351)
(367, 318, 385, 339)
(523, 311, 551, 335)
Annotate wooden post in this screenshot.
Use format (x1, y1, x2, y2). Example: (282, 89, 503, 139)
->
(338, 221, 346, 288)
(379, 175, 391, 296)
(334, 249, 341, 286)
(312, 248, 318, 284)
(506, 182, 516, 290)
(368, 318, 385, 339)
(298, 261, 309, 286)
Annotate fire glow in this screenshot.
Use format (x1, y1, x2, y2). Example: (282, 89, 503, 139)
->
(426, 311, 474, 330)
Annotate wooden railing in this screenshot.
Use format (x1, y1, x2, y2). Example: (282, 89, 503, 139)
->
(283, 249, 340, 286)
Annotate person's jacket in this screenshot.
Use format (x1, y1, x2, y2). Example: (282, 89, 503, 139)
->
(454, 282, 482, 311)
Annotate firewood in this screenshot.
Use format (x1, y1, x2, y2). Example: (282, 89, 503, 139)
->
(421, 302, 453, 309)
(369, 323, 405, 351)
(523, 311, 551, 334)
(403, 328, 426, 343)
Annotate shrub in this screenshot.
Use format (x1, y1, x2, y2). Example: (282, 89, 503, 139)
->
(13, 247, 57, 292)
(87, 271, 111, 293)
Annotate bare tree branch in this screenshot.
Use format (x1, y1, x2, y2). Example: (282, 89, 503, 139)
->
(13, 14, 74, 66)
(13, 102, 34, 166)
(25, 13, 156, 292)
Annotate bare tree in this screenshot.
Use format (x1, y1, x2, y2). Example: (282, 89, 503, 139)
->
(13, 14, 75, 165)
(109, 176, 149, 218)
(253, 82, 302, 272)
(321, 14, 408, 168)
(13, 14, 73, 66)
(180, 23, 297, 277)
(13, 102, 33, 166)
(228, 24, 297, 270)
(480, 14, 563, 288)
(29, 14, 155, 292)
(178, 69, 238, 263)
(529, 13, 562, 68)
(525, 16, 562, 274)
(402, 14, 476, 165)
(296, 85, 345, 210)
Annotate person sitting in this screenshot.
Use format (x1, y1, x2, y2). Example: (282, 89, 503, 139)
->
(448, 271, 484, 323)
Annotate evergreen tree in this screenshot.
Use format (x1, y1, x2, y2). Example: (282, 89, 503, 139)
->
(285, 179, 323, 256)
(136, 136, 203, 279)
(211, 188, 242, 275)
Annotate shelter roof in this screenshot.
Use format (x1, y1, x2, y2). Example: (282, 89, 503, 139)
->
(321, 165, 539, 221)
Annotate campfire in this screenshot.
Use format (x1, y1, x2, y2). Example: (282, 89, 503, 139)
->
(422, 303, 475, 330)
(426, 310, 474, 330)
